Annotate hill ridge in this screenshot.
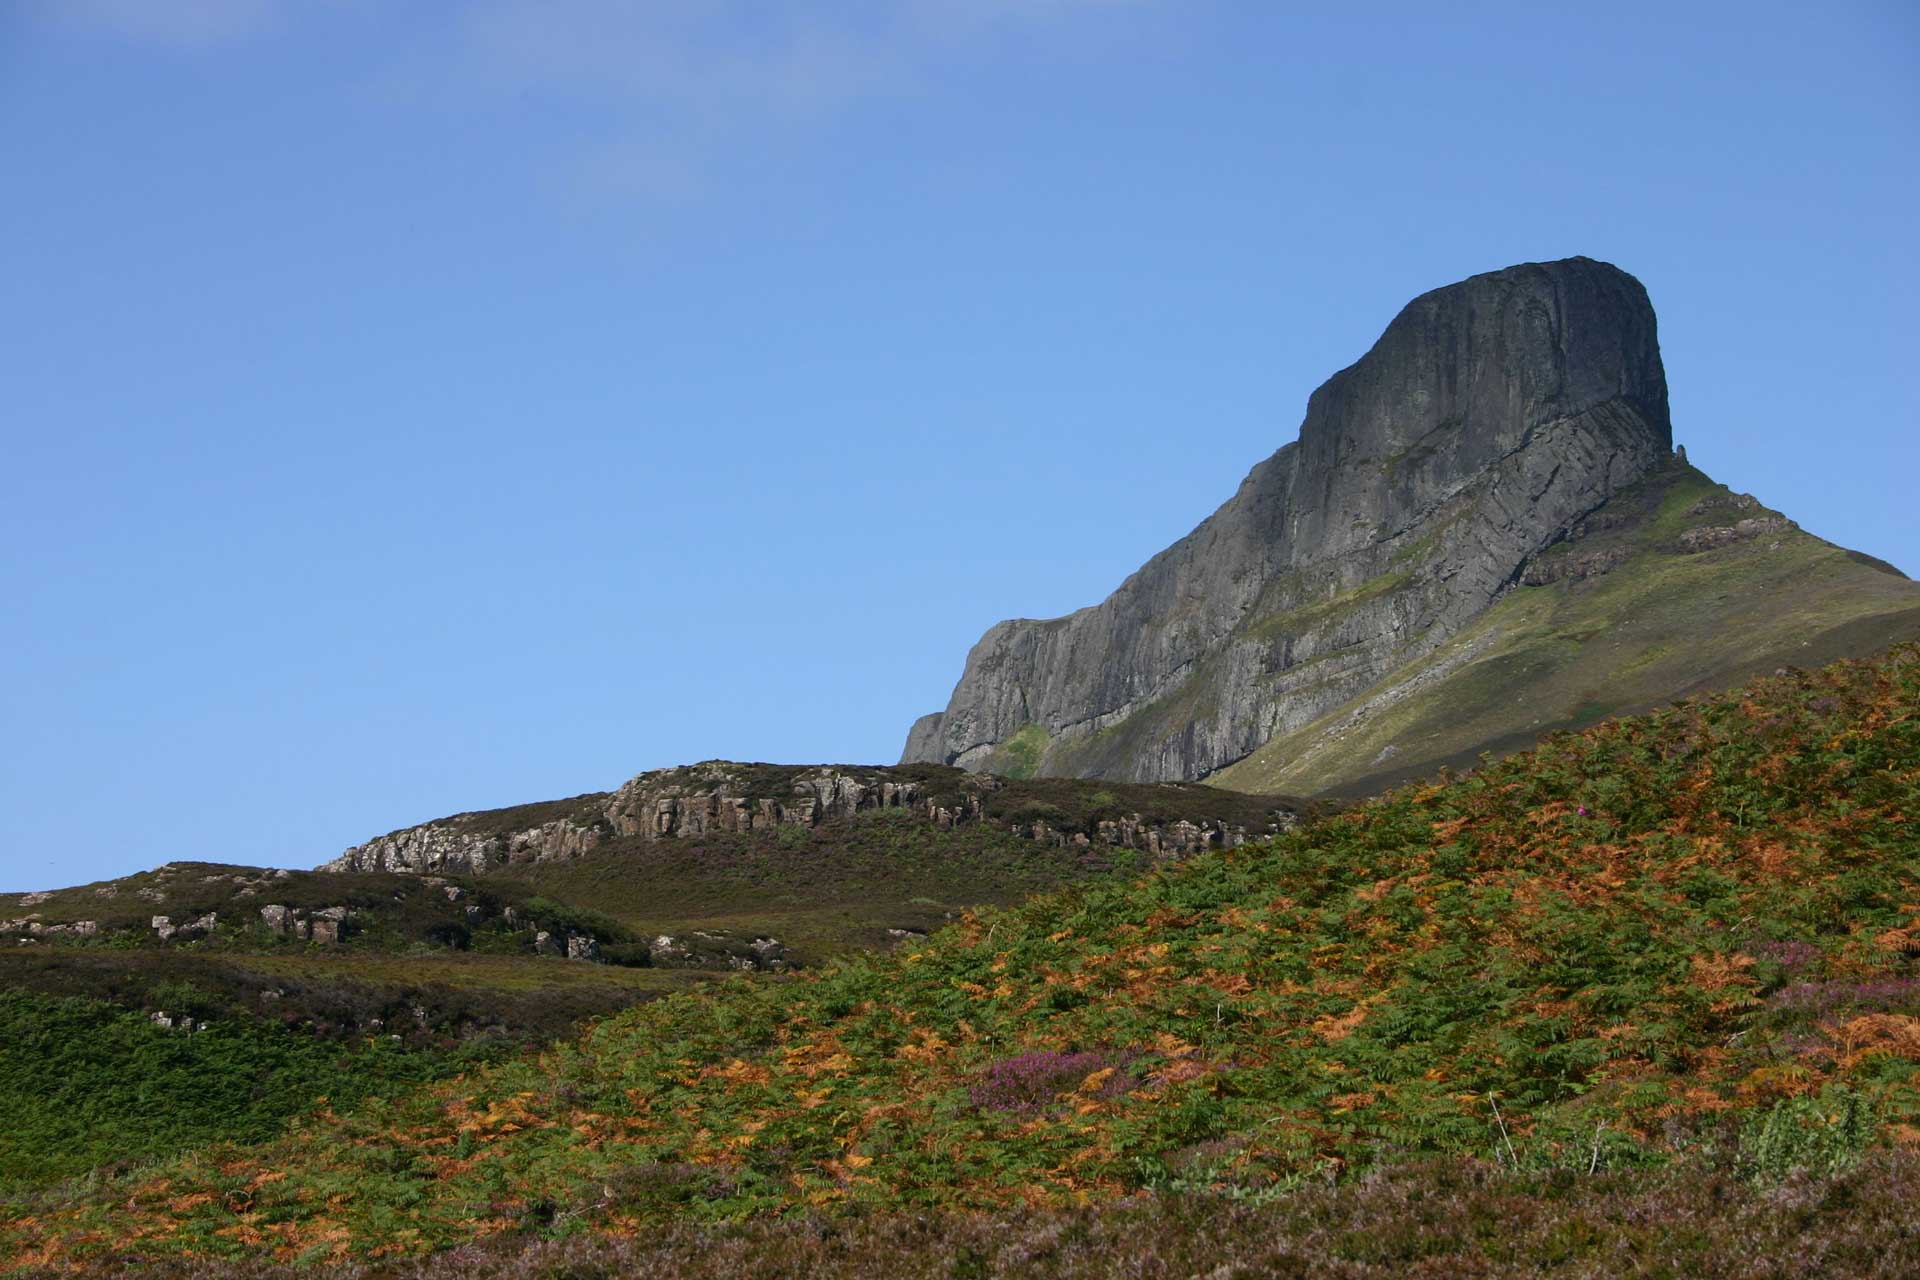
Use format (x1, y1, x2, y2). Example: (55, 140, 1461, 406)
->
(10, 641, 1916, 1267)
(902, 258, 1919, 790)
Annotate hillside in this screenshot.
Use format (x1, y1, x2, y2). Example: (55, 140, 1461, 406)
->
(1213, 457, 1920, 796)
(902, 258, 1920, 791)
(8, 642, 1915, 1271)
(317, 762, 1308, 959)
(0, 866, 697, 1195)
(0, 771, 1301, 1197)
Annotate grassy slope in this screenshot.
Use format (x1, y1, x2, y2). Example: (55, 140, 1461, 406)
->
(0, 992, 500, 1195)
(401, 770, 1304, 959)
(1212, 463, 1920, 797)
(482, 814, 1106, 959)
(0, 869, 708, 1197)
(0, 862, 528, 936)
(8, 644, 1916, 1268)
(0, 777, 1299, 1203)
(0, 861, 697, 1042)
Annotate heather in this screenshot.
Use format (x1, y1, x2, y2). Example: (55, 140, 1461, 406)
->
(5, 646, 1917, 1269)
(18, 1154, 1920, 1279)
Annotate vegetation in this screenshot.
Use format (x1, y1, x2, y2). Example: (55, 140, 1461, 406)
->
(0, 992, 500, 1194)
(0, 864, 506, 937)
(0, 762, 1302, 1215)
(479, 779, 1305, 961)
(1214, 461, 1920, 796)
(16, 1153, 1920, 1278)
(985, 724, 1053, 780)
(5, 643, 1916, 1269)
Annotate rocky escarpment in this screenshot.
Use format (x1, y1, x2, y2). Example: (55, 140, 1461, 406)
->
(902, 257, 1674, 783)
(322, 762, 1297, 876)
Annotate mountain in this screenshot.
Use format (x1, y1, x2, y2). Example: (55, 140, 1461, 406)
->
(13, 643, 1916, 1271)
(901, 257, 1920, 791)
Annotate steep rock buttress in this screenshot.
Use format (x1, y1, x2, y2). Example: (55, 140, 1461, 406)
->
(902, 257, 1672, 781)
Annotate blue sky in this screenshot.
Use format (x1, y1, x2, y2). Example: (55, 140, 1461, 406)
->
(3, 1, 1916, 889)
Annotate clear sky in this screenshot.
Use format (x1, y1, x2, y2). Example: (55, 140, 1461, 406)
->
(3, 2, 1916, 890)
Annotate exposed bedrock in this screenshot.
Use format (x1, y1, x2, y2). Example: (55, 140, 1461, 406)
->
(320, 761, 1286, 876)
(902, 256, 1673, 782)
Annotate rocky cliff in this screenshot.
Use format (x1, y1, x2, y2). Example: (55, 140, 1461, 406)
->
(322, 761, 1300, 877)
(902, 257, 1675, 782)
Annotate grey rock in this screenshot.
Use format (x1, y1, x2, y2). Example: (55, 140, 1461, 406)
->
(149, 911, 216, 943)
(1520, 546, 1631, 586)
(901, 713, 948, 769)
(903, 257, 1672, 782)
(1675, 516, 1793, 553)
(321, 757, 1289, 887)
(323, 816, 603, 876)
(566, 933, 601, 963)
(603, 765, 937, 840)
(648, 930, 790, 972)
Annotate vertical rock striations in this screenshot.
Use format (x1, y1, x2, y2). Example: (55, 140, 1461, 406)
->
(901, 257, 1673, 782)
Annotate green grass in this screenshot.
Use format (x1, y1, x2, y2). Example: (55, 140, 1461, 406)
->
(480, 809, 1131, 960)
(1211, 464, 1920, 796)
(10, 643, 1916, 1266)
(987, 724, 1053, 780)
(0, 991, 500, 1194)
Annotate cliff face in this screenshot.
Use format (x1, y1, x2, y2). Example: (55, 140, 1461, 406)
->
(902, 257, 1674, 782)
(321, 762, 1299, 877)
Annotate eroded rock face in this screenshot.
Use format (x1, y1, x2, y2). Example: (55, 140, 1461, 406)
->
(1674, 516, 1794, 553)
(322, 818, 603, 876)
(603, 766, 939, 839)
(901, 257, 1673, 782)
(321, 761, 1285, 877)
(322, 766, 975, 875)
(257, 904, 349, 943)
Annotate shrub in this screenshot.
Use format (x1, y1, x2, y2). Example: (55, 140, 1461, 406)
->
(1741, 1086, 1877, 1181)
(968, 1050, 1136, 1115)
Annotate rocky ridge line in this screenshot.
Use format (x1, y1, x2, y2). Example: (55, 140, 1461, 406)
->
(322, 763, 1293, 877)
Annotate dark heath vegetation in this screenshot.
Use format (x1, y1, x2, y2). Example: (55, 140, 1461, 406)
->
(4, 259, 1917, 1276)
(4, 644, 1916, 1271)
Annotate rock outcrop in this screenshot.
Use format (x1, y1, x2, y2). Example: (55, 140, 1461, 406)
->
(602, 765, 944, 840)
(649, 930, 792, 972)
(323, 761, 1292, 876)
(324, 818, 604, 877)
(901, 257, 1673, 782)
